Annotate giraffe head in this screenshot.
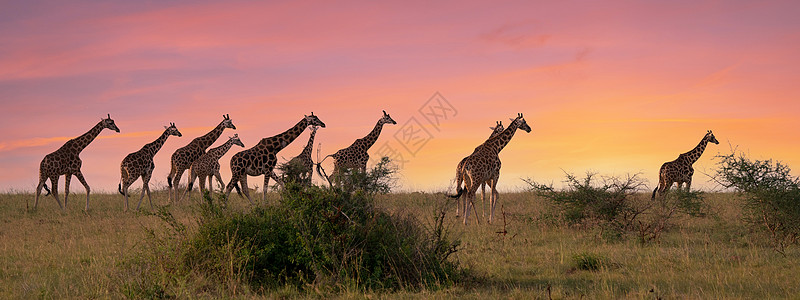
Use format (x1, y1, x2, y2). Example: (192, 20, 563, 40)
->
(164, 122, 182, 137)
(102, 114, 120, 133)
(221, 114, 236, 130)
(229, 133, 245, 147)
(705, 130, 719, 145)
(380, 110, 397, 125)
(489, 121, 504, 137)
(509, 113, 531, 133)
(304, 112, 326, 128)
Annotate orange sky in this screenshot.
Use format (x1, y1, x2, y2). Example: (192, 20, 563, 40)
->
(1, 1, 799, 193)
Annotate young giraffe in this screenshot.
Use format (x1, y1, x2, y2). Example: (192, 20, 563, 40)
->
(178, 134, 244, 201)
(316, 110, 396, 186)
(651, 130, 719, 200)
(450, 113, 532, 225)
(285, 125, 320, 185)
(225, 113, 326, 203)
(33, 114, 120, 211)
(118, 123, 182, 211)
(167, 114, 235, 202)
(454, 121, 504, 218)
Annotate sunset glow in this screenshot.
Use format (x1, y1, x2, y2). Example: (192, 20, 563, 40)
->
(2, 1, 799, 193)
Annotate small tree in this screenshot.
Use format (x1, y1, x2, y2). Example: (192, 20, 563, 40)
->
(714, 150, 800, 254)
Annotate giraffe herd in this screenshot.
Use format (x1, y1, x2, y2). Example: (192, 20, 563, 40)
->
(32, 112, 719, 226)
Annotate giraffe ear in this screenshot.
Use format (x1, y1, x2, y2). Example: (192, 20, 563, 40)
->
(164, 126, 169, 130)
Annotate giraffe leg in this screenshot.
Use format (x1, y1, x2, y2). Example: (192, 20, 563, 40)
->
(214, 172, 225, 195)
(480, 183, 486, 220)
(49, 176, 64, 211)
(34, 175, 47, 211)
(138, 171, 153, 211)
(240, 177, 253, 204)
(224, 175, 238, 200)
(685, 179, 692, 192)
(171, 169, 186, 203)
(74, 171, 91, 212)
(489, 179, 499, 225)
(263, 174, 271, 202)
(121, 176, 136, 212)
(198, 175, 207, 198)
(64, 174, 72, 208)
(179, 171, 197, 202)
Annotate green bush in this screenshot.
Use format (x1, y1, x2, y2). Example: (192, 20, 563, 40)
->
(525, 172, 645, 232)
(277, 158, 312, 185)
(526, 172, 707, 244)
(714, 150, 800, 254)
(123, 179, 461, 296)
(326, 156, 398, 194)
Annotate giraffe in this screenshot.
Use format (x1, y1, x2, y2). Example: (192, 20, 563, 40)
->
(225, 113, 326, 203)
(167, 114, 235, 202)
(454, 121, 504, 218)
(651, 130, 719, 200)
(33, 114, 120, 211)
(450, 113, 531, 225)
(316, 110, 396, 186)
(118, 123, 182, 211)
(285, 125, 320, 185)
(178, 134, 244, 201)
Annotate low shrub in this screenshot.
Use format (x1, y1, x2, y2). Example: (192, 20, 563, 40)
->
(714, 149, 800, 254)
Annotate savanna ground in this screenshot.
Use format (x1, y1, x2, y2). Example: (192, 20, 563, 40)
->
(1, 189, 799, 299)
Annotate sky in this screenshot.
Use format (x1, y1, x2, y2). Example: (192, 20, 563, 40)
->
(1, 0, 799, 194)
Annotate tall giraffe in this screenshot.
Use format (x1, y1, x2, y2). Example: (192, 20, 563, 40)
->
(118, 123, 182, 211)
(167, 114, 235, 202)
(178, 134, 244, 201)
(285, 125, 320, 185)
(651, 130, 719, 200)
(225, 113, 326, 203)
(316, 110, 396, 185)
(34, 114, 120, 211)
(450, 113, 531, 225)
(455, 121, 504, 218)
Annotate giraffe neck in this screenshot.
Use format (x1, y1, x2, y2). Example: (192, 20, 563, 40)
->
(71, 121, 106, 153)
(206, 139, 235, 161)
(256, 118, 308, 151)
(485, 120, 521, 153)
(681, 138, 709, 165)
(356, 120, 386, 150)
(141, 129, 172, 158)
(194, 122, 226, 151)
(299, 130, 317, 158)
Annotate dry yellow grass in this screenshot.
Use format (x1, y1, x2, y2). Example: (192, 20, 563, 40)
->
(1, 190, 798, 298)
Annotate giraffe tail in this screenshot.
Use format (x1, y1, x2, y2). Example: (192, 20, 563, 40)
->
(315, 154, 333, 178)
(186, 181, 193, 191)
(42, 183, 51, 196)
(651, 187, 658, 201)
(448, 186, 464, 199)
(167, 175, 173, 188)
(118, 183, 126, 196)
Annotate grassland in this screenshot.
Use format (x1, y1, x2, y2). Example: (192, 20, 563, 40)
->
(1, 190, 799, 299)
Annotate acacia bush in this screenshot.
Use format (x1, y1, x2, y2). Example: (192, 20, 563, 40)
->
(714, 150, 800, 254)
(526, 172, 706, 243)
